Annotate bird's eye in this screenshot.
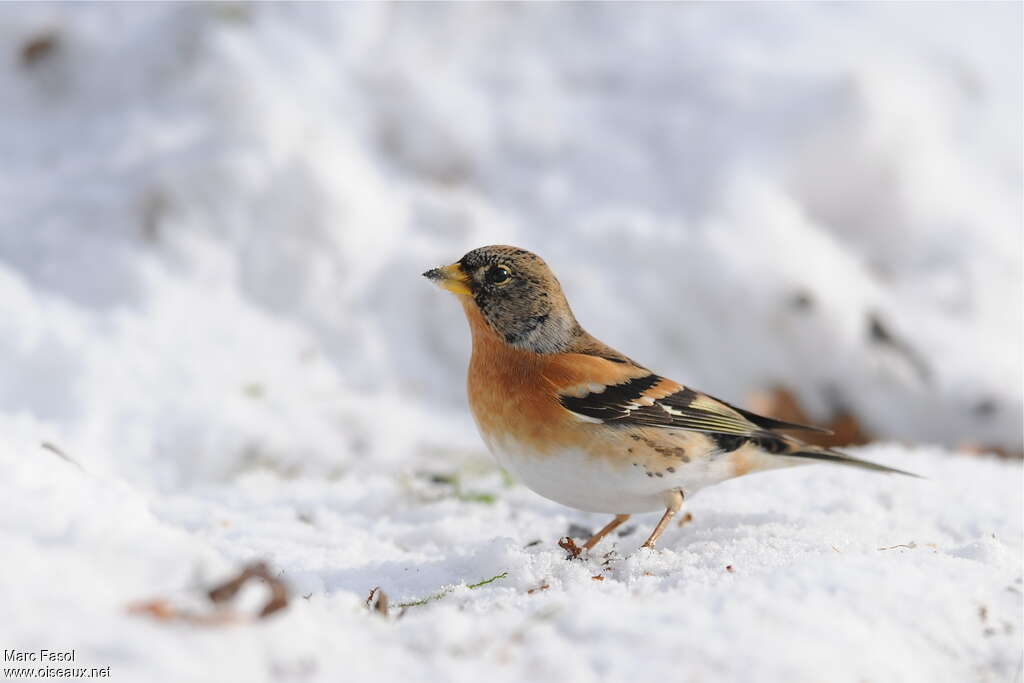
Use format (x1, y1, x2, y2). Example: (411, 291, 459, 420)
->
(486, 265, 512, 285)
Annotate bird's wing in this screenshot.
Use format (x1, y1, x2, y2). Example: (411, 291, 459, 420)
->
(550, 354, 825, 437)
(548, 353, 918, 477)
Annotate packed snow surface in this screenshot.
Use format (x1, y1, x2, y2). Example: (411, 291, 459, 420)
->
(0, 3, 1021, 682)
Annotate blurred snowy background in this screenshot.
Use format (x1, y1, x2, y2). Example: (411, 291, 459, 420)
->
(0, 4, 1021, 683)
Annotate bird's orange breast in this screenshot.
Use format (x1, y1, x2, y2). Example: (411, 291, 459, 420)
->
(460, 300, 646, 455)
(463, 301, 565, 452)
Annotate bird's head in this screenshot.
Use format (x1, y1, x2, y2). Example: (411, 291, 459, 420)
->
(423, 245, 580, 353)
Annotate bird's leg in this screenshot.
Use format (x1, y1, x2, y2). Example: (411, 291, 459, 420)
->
(582, 514, 631, 552)
(559, 514, 631, 559)
(640, 489, 684, 550)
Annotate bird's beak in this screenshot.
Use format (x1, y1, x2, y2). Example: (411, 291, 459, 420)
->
(423, 263, 472, 296)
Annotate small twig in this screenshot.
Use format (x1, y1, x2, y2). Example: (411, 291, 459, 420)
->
(129, 561, 289, 624)
(41, 442, 83, 471)
(396, 571, 509, 609)
(207, 562, 288, 617)
(396, 593, 441, 608)
(467, 571, 508, 589)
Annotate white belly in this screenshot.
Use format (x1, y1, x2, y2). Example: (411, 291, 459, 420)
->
(480, 432, 743, 514)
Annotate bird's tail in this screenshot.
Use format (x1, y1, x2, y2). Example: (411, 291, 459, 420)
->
(784, 447, 922, 478)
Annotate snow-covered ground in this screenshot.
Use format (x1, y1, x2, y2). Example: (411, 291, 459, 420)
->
(0, 3, 1021, 682)
(3, 441, 1022, 682)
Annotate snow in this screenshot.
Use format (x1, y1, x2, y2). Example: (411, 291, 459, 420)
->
(2, 439, 1021, 682)
(0, 3, 1020, 682)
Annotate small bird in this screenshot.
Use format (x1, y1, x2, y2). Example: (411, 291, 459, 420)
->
(424, 245, 916, 555)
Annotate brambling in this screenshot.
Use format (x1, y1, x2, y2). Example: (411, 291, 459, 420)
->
(424, 246, 916, 555)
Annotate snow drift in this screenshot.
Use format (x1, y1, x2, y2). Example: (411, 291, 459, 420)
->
(0, 4, 1020, 682)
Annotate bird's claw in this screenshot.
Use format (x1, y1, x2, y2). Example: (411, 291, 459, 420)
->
(558, 536, 583, 559)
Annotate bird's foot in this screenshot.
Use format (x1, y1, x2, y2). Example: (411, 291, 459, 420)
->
(558, 536, 583, 560)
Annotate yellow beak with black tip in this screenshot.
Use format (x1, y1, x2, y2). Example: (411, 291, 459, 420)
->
(423, 263, 473, 296)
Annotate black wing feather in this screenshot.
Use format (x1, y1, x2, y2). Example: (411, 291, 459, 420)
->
(559, 374, 779, 438)
(557, 370, 918, 476)
(728, 402, 833, 434)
